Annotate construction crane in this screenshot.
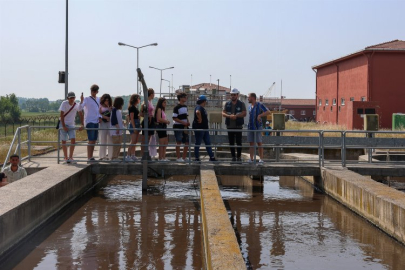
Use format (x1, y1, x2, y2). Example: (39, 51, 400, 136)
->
(264, 82, 276, 97)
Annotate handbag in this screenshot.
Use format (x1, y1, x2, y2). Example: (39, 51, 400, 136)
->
(101, 109, 111, 122)
(56, 103, 76, 129)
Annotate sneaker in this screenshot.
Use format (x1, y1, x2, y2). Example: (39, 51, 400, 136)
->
(124, 156, 133, 162)
(162, 158, 170, 162)
(87, 157, 96, 163)
(209, 157, 217, 162)
(62, 158, 68, 164)
(248, 159, 254, 164)
(194, 158, 201, 163)
(131, 156, 139, 161)
(69, 158, 77, 164)
(258, 159, 264, 165)
(184, 158, 190, 162)
(231, 157, 236, 162)
(176, 158, 184, 162)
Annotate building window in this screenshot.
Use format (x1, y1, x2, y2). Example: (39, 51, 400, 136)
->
(332, 98, 337, 106)
(357, 108, 364, 114)
(290, 110, 295, 115)
(361, 96, 366, 102)
(330, 106, 333, 112)
(350, 97, 354, 101)
(318, 99, 322, 106)
(301, 110, 306, 115)
(313, 110, 316, 116)
(325, 99, 329, 106)
(339, 106, 341, 112)
(341, 98, 345, 105)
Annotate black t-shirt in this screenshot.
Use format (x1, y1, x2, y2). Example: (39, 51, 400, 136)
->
(192, 105, 209, 129)
(128, 105, 139, 120)
(173, 104, 188, 128)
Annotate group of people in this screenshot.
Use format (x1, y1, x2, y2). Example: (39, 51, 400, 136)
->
(57, 84, 271, 164)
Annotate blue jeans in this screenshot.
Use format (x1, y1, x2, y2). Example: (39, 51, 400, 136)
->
(194, 130, 214, 160)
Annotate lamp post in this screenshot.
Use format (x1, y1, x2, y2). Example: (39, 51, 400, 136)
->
(118, 42, 158, 95)
(149, 66, 174, 96)
(162, 79, 170, 94)
(230, 75, 232, 92)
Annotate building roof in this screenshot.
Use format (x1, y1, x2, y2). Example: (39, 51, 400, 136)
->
(262, 98, 315, 106)
(192, 83, 230, 92)
(312, 40, 405, 69)
(281, 99, 315, 106)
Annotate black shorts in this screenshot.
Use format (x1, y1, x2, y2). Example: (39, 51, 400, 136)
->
(141, 118, 155, 136)
(156, 123, 167, 138)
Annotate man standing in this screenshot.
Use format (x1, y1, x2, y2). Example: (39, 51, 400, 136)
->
(247, 93, 270, 164)
(1, 154, 27, 184)
(222, 88, 246, 162)
(172, 92, 190, 162)
(192, 95, 217, 162)
(80, 84, 101, 162)
(59, 92, 84, 164)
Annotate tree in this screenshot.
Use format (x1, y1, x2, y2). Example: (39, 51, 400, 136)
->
(0, 94, 21, 122)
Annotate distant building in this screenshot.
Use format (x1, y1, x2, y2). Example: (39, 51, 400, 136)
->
(312, 40, 405, 129)
(262, 98, 316, 121)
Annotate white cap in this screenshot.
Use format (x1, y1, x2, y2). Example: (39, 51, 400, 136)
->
(266, 121, 270, 124)
(230, 88, 239, 94)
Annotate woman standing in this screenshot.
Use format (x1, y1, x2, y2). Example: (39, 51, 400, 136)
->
(155, 97, 170, 161)
(99, 94, 112, 160)
(140, 89, 156, 157)
(109, 97, 125, 161)
(126, 94, 141, 161)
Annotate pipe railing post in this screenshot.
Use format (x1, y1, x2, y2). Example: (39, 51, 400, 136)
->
(17, 128, 21, 165)
(342, 131, 346, 167)
(28, 126, 32, 161)
(57, 127, 61, 164)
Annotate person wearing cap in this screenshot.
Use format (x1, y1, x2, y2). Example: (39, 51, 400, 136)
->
(59, 92, 84, 164)
(192, 95, 217, 162)
(264, 121, 272, 136)
(222, 88, 246, 162)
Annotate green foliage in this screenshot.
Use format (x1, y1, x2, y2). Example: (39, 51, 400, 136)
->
(0, 93, 21, 122)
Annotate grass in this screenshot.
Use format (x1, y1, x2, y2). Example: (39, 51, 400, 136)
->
(20, 111, 60, 117)
(0, 128, 88, 166)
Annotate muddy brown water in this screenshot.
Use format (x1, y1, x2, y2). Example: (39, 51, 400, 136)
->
(2, 175, 405, 270)
(4, 175, 202, 270)
(220, 175, 405, 270)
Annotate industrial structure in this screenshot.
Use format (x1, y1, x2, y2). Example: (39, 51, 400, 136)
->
(312, 39, 405, 129)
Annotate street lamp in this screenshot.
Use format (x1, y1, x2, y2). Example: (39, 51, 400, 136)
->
(118, 42, 158, 94)
(162, 79, 170, 94)
(149, 66, 174, 96)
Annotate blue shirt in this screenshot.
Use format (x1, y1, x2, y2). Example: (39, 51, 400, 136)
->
(248, 102, 269, 130)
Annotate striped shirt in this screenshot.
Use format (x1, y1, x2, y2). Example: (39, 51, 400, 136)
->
(248, 102, 269, 130)
(172, 104, 188, 128)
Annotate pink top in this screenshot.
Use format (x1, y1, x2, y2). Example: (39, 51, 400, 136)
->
(148, 100, 154, 117)
(100, 106, 109, 113)
(161, 110, 167, 120)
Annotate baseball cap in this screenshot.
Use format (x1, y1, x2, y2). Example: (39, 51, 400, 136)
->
(198, 95, 207, 101)
(230, 88, 239, 94)
(67, 92, 76, 98)
(266, 121, 270, 124)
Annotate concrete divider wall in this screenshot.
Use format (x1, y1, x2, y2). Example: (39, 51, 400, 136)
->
(321, 168, 405, 244)
(199, 168, 245, 270)
(0, 164, 93, 256)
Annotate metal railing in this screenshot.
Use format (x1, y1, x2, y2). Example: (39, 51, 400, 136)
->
(3, 125, 405, 169)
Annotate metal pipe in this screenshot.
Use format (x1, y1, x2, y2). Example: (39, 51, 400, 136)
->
(28, 126, 31, 161)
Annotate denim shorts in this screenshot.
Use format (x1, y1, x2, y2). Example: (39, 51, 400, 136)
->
(174, 129, 189, 143)
(128, 119, 140, 134)
(247, 129, 263, 143)
(86, 122, 99, 141)
(60, 125, 76, 141)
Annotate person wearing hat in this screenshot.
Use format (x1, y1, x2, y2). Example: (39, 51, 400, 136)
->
(192, 95, 217, 162)
(222, 88, 246, 162)
(264, 121, 272, 136)
(59, 92, 84, 164)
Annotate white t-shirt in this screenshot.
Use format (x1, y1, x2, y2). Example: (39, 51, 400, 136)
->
(80, 96, 101, 125)
(58, 101, 82, 126)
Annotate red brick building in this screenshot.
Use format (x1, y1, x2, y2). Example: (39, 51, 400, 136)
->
(312, 40, 405, 129)
(263, 98, 316, 121)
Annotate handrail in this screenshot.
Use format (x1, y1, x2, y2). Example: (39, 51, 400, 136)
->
(5, 125, 405, 168)
(2, 125, 29, 171)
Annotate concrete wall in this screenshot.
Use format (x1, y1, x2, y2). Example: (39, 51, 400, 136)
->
(199, 168, 245, 269)
(0, 165, 93, 256)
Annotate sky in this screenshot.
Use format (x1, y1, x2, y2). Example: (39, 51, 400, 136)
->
(1, 0, 404, 101)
